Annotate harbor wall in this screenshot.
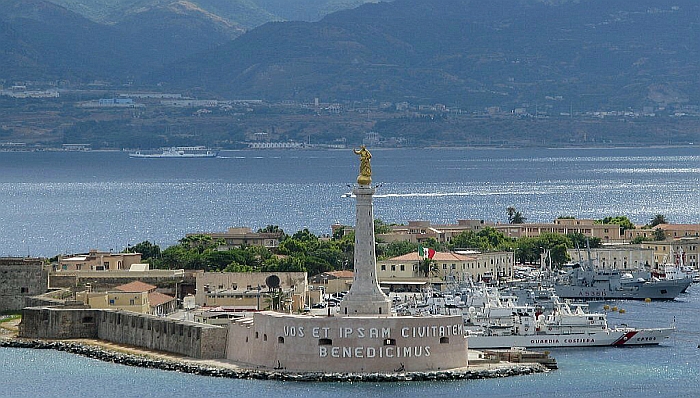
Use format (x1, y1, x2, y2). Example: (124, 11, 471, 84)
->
(19, 307, 227, 359)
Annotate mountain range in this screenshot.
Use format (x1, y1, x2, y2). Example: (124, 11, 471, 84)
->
(2, 0, 700, 113)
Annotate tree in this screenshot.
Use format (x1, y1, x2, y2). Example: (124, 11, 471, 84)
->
(257, 225, 286, 237)
(507, 207, 516, 223)
(653, 228, 667, 241)
(374, 219, 393, 234)
(511, 211, 526, 224)
(126, 241, 161, 260)
(381, 240, 419, 259)
(449, 227, 512, 252)
(596, 216, 634, 232)
(649, 214, 667, 228)
(566, 232, 601, 249)
(418, 258, 436, 277)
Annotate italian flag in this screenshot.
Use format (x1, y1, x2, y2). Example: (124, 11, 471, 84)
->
(418, 245, 436, 259)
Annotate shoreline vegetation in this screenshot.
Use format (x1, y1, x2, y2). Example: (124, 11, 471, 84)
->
(0, 318, 547, 382)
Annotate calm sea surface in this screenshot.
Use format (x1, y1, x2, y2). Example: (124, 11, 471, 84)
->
(0, 147, 699, 257)
(1, 147, 700, 396)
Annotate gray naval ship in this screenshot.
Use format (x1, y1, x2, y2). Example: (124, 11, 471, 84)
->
(554, 263, 692, 300)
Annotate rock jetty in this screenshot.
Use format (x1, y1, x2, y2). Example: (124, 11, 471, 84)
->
(0, 337, 548, 382)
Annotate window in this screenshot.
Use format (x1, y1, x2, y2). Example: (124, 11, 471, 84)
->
(391, 265, 396, 271)
(381, 264, 386, 271)
(400, 264, 405, 271)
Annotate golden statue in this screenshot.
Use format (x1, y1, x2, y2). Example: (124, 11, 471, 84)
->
(353, 145, 372, 185)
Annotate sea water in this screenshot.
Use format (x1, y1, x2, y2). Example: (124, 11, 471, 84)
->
(1, 147, 699, 396)
(0, 147, 699, 257)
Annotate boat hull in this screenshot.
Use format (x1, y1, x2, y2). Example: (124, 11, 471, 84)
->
(554, 280, 691, 300)
(467, 327, 673, 349)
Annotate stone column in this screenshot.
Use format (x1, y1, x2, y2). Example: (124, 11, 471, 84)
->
(339, 184, 392, 316)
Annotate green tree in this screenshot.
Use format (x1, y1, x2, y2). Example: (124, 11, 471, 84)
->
(449, 227, 512, 251)
(126, 241, 161, 260)
(257, 225, 285, 235)
(507, 207, 516, 223)
(374, 219, 393, 234)
(649, 214, 668, 228)
(566, 232, 601, 249)
(179, 234, 219, 253)
(381, 240, 419, 259)
(631, 236, 650, 244)
(653, 228, 667, 241)
(596, 216, 634, 232)
(418, 258, 436, 277)
(510, 211, 526, 224)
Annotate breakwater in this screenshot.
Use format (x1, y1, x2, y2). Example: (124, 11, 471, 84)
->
(0, 338, 548, 382)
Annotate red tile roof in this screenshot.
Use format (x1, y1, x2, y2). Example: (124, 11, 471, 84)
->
(324, 270, 354, 278)
(115, 281, 157, 293)
(148, 292, 175, 308)
(386, 252, 475, 261)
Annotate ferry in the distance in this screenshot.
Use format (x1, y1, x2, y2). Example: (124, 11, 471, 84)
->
(129, 146, 218, 158)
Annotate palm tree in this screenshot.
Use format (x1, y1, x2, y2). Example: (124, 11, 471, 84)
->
(649, 214, 667, 228)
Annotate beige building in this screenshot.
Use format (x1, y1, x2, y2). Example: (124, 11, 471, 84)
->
(188, 226, 284, 249)
(309, 270, 354, 294)
(376, 220, 494, 244)
(626, 224, 700, 241)
(362, 218, 623, 245)
(195, 271, 308, 311)
(377, 250, 514, 288)
(639, 238, 700, 269)
(58, 249, 142, 271)
(566, 246, 655, 270)
(494, 218, 623, 242)
(76, 281, 176, 315)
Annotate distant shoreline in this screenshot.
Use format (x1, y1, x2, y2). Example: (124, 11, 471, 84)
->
(0, 144, 697, 154)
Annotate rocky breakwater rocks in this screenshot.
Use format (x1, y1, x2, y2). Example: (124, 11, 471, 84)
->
(1, 338, 549, 382)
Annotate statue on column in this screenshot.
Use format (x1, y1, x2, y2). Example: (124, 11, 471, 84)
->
(353, 145, 372, 185)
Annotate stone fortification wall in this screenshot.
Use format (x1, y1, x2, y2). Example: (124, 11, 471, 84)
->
(97, 311, 227, 358)
(19, 307, 228, 359)
(227, 312, 468, 373)
(20, 308, 101, 339)
(0, 257, 48, 312)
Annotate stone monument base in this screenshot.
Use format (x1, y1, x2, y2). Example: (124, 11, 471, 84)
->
(226, 311, 468, 373)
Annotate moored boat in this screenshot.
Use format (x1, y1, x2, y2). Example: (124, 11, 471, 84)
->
(465, 295, 674, 349)
(129, 146, 218, 158)
(553, 263, 691, 300)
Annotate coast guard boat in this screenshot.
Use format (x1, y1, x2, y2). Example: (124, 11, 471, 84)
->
(465, 294, 674, 349)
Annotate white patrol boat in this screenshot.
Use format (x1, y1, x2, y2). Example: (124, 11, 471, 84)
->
(465, 295, 674, 349)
